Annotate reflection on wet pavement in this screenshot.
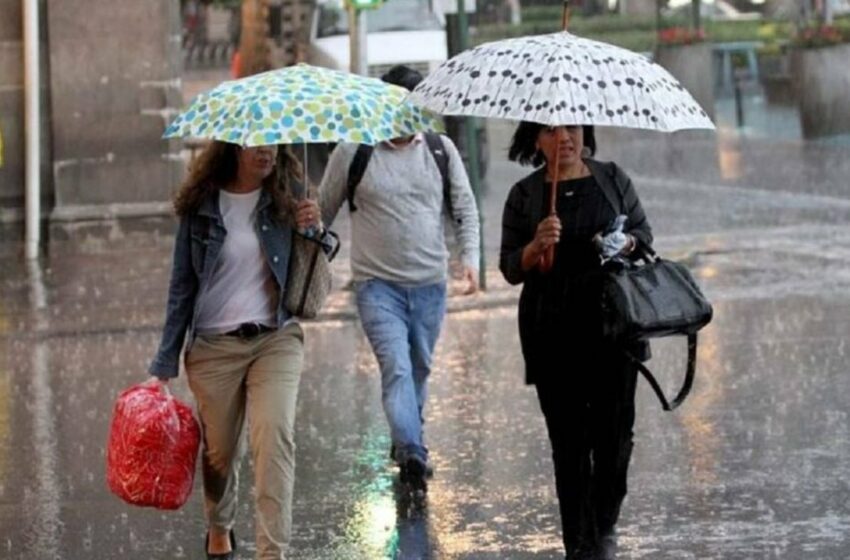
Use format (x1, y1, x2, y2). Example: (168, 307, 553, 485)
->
(3, 288, 849, 559)
(2, 123, 850, 559)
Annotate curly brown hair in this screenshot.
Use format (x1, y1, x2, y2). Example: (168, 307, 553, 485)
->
(173, 141, 307, 222)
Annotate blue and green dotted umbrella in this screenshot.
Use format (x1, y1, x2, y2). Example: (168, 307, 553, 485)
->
(164, 63, 443, 146)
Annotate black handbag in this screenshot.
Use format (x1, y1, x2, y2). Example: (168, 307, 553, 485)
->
(600, 247, 713, 411)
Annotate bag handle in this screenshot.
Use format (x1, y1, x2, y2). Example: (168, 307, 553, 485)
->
(624, 333, 697, 411)
(293, 229, 341, 262)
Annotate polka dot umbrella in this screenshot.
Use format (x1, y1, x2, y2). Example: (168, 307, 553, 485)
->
(163, 63, 443, 147)
(408, 31, 715, 133)
(411, 19, 715, 272)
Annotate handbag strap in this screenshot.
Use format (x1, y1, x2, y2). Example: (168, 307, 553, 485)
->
(294, 229, 341, 262)
(624, 333, 697, 412)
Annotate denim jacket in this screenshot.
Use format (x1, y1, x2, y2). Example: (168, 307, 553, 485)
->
(149, 188, 294, 379)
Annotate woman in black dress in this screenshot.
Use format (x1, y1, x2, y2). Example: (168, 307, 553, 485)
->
(499, 123, 653, 560)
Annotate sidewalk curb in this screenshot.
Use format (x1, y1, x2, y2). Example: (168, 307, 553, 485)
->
(312, 289, 520, 323)
(7, 288, 522, 341)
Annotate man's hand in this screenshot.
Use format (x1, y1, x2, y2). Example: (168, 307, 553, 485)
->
(295, 199, 322, 232)
(149, 376, 168, 385)
(461, 266, 479, 296)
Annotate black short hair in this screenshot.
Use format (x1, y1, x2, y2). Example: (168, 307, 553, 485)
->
(380, 65, 424, 92)
(508, 122, 597, 167)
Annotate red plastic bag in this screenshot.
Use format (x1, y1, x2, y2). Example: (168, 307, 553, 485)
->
(106, 380, 201, 510)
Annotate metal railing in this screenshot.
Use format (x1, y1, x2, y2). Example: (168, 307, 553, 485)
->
(182, 39, 236, 70)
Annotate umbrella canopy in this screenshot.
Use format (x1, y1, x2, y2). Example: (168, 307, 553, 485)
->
(409, 31, 715, 132)
(164, 63, 443, 147)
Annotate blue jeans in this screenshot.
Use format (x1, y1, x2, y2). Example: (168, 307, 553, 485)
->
(355, 279, 447, 464)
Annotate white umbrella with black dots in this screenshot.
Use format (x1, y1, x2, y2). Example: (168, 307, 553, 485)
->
(409, 31, 715, 133)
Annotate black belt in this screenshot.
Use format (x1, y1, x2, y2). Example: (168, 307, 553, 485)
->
(223, 322, 276, 339)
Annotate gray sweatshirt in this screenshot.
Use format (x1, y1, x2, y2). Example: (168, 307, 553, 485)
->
(319, 134, 481, 286)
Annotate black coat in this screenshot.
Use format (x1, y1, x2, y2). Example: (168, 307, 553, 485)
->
(499, 159, 654, 385)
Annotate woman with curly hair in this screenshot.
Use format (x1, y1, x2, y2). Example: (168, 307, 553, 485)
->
(148, 141, 324, 560)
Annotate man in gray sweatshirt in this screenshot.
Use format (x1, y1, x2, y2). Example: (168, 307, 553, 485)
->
(319, 65, 481, 490)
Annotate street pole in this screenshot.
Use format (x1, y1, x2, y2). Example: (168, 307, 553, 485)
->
(348, 5, 368, 75)
(655, 0, 662, 41)
(507, 0, 521, 24)
(24, 0, 41, 260)
(692, 0, 701, 34)
(456, 0, 486, 290)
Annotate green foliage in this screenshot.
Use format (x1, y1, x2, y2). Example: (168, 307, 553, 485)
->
(520, 5, 567, 23)
(472, 13, 662, 49)
(474, 13, 811, 53)
(571, 14, 660, 34)
(473, 21, 559, 42)
(792, 23, 850, 48)
(207, 0, 241, 8)
(473, 22, 656, 52)
(703, 20, 770, 43)
(753, 21, 795, 55)
(475, 5, 850, 51)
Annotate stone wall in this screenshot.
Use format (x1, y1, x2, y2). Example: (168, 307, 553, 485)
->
(791, 44, 850, 139)
(654, 42, 716, 124)
(46, 0, 184, 239)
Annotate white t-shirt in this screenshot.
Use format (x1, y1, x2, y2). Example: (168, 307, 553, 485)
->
(195, 188, 277, 334)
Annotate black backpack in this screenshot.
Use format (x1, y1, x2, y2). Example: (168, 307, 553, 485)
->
(345, 133, 460, 224)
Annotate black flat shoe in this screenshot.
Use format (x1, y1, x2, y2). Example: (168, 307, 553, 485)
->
(597, 530, 618, 560)
(206, 529, 236, 559)
(391, 443, 435, 478)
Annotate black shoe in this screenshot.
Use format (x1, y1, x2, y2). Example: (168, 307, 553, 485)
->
(391, 443, 434, 478)
(399, 456, 428, 491)
(596, 530, 618, 560)
(206, 529, 236, 560)
(565, 541, 596, 560)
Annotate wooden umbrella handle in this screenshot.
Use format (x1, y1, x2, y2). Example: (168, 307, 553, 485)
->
(537, 146, 560, 273)
(538, 3, 570, 274)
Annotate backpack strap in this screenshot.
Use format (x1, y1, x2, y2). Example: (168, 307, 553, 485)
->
(624, 333, 697, 411)
(346, 135, 455, 220)
(423, 133, 455, 222)
(346, 144, 374, 212)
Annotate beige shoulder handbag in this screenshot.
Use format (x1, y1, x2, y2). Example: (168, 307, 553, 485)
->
(284, 229, 339, 319)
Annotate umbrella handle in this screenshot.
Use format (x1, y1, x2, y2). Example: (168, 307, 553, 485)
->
(537, 148, 560, 274)
(537, 194, 557, 272)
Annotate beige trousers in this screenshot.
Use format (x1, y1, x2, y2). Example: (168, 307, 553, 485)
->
(185, 322, 303, 560)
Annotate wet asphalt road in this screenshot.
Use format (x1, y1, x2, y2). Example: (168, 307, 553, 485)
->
(1, 118, 850, 559)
